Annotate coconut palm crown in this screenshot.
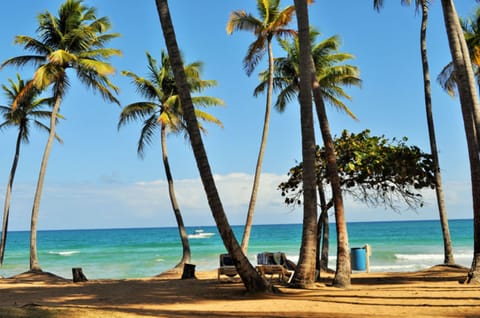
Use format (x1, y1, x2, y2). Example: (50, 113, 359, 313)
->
(255, 28, 361, 119)
(1, 0, 121, 104)
(226, 0, 297, 76)
(118, 50, 224, 156)
(0, 0, 121, 272)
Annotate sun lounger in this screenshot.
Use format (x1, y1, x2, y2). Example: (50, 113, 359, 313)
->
(256, 252, 295, 282)
(217, 253, 238, 280)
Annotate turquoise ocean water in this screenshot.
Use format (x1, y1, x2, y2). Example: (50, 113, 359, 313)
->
(0, 219, 474, 279)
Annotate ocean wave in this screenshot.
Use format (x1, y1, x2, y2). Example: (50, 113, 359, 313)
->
(48, 251, 80, 256)
(370, 264, 426, 271)
(395, 252, 472, 261)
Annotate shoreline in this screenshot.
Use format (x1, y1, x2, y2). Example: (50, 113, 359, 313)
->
(0, 264, 479, 317)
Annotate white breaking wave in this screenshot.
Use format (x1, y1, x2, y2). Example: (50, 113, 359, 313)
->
(48, 251, 80, 256)
(395, 252, 473, 261)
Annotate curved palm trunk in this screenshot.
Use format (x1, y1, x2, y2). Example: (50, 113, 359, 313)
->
(312, 88, 350, 288)
(29, 93, 62, 272)
(291, 0, 319, 289)
(155, 0, 272, 293)
(419, 1, 455, 265)
(441, 0, 480, 282)
(241, 39, 274, 254)
(160, 124, 191, 269)
(0, 126, 23, 267)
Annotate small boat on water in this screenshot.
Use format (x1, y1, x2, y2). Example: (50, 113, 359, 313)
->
(188, 229, 215, 239)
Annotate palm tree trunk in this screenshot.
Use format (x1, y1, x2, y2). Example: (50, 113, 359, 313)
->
(241, 39, 274, 254)
(291, 0, 319, 289)
(312, 87, 350, 288)
(160, 124, 191, 268)
(440, 0, 480, 282)
(0, 127, 23, 267)
(317, 185, 332, 276)
(155, 0, 272, 293)
(29, 93, 62, 272)
(420, 0, 455, 265)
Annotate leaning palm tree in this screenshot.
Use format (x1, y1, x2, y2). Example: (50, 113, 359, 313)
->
(439, 0, 480, 283)
(0, 0, 121, 272)
(255, 28, 361, 287)
(226, 0, 297, 253)
(155, 0, 273, 293)
(438, 6, 480, 95)
(0, 74, 61, 268)
(119, 50, 224, 270)
(375, 0, 455, 265)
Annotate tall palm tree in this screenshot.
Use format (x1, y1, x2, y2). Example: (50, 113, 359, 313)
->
(226, 0, 297, 253)
(440, 0, 480, 283)
(118, 51, 224, 270)
(0, 74, 61, 268)
(256, 28, 361, 287)
(438, 6, 480, 95)
(0, 0, 121, 272)
(290, 0, 320, 289)
(155, 0, 273, 293)
(374, 0, 455, 265)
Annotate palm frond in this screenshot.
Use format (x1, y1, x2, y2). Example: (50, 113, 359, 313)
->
(1, 55, 47, 70)
(226, 11, 262, 35)
(13, 36, 52, 55)
(137, 115, 160, 158)
(437, 62, 457, 97)
(118, 102, 158, 129)
(121, 70, 159, 101)
(244, 36, 267, 76)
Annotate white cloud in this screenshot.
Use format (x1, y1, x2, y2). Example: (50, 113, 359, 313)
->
(1, 174, 472, 231)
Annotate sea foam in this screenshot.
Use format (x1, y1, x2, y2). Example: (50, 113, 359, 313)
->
(48, 251, 80, 256)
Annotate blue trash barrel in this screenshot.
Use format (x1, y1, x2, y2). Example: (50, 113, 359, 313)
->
(351, 247, 366, 271)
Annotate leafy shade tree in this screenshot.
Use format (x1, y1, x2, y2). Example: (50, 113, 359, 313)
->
(279, 130, 436, 274)
(226, 0, 296, 253)
(119, 51, 224, 270)
(440, 0, 480, 284)
(0, 75, 61, 268)
(374, 0, 455, 265)
(1, 0, 121, 272)
(155, 0, 273, 293)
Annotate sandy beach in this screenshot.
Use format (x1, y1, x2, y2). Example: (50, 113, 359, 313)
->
(0, 265, 478, 317)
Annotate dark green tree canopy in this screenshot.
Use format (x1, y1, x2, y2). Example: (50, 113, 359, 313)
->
(278, 129, 436, 212)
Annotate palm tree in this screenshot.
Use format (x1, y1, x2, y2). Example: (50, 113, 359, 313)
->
(439, 0, 480, 283)
(374, 0, 455, 265)
(438, 6, 480, 95)
(155, 0, 273, 293)
(289, 0, 320, 289)
(0, 0, 121, 272)
(118, 50, 224, 270)
(255, 29, 361, 286)
(0, 74, 61, 268)
(226, 0, 296, 253)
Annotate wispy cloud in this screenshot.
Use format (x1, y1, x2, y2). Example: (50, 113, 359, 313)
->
(2, 174, 472, 231)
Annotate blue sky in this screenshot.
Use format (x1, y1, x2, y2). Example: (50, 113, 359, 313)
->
(0, 1, 477, 230)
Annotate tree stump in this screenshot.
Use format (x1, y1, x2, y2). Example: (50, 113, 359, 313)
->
(72, 267, 88, 283)
(181, 263, 196, 279)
